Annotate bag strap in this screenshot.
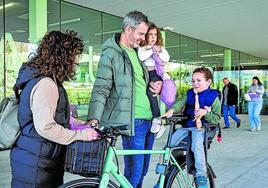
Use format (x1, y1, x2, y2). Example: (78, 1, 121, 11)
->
(13, 85, 19, 100)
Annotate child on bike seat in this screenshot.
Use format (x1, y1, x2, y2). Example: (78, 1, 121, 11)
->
(163, 67, 221, 188)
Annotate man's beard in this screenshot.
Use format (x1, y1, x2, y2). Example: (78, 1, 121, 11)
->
(133, 42, 140, 48)
(128, 34, 140, 48)
(133, 38, 141, 48)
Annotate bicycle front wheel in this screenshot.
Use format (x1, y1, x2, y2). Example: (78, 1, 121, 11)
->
(59, 177, 119, 188)
(164, 162, 215, 188)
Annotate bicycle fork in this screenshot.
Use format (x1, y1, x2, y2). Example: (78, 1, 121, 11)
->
(99, 146, 133, 188)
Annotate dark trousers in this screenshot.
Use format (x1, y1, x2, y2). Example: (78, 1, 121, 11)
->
(147, 70, 161, 118)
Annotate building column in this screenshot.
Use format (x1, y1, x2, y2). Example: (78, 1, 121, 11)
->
(29, 0, 47, 43)
(224, 49, 232, 70)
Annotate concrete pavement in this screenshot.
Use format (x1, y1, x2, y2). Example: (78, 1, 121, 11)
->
(1, 114, 268, 188)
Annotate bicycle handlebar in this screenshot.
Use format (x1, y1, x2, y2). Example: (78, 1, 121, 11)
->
(97, 114, 188, 138)
(96, 125, 127, 139)
(164, 114, 219, 127)
(162, 114, 188, 123)
(95, 115, 219, 140)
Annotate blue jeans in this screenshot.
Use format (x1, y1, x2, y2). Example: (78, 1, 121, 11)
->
(122, 119, 154, 188)
(223, 105, 240, 127)
(171, 127, 206, 177)
(248, 101, 263, 129)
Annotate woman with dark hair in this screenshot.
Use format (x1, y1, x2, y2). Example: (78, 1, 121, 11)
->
(10, 30, 99, 188)
(247, 76, 264, 131)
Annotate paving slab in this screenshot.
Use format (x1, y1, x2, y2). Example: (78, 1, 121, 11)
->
(1, 114, 268, 188)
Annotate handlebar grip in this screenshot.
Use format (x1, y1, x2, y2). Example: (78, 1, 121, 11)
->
(204, 123, 220, 128)
(96, 125, 129, 138)
(165, 114, 188, 123)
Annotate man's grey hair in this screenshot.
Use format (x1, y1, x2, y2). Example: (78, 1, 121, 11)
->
(122, 10, 149, 31)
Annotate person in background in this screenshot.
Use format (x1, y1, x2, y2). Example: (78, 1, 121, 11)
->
(247, 76, 264, 131)
(87, 11, 162, 188)
(10, 30, 99, 188)
(138, 23, 170, 136)
(222, 77, 241, 129)
(163, 67, 221, 188)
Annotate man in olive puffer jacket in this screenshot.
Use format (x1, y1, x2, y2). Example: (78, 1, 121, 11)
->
(87, 11, 162, 188)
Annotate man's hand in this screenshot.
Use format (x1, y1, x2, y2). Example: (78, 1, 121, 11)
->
(162, 109, 174, 118)
(149, 81, 162, 94)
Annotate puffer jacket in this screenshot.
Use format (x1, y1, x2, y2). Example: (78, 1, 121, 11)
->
(184, 88, 220, 128)
(10, 64, 69, 188)
(88, 33, 149, 136)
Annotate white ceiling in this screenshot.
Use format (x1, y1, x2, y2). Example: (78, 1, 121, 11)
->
(68, 0, 268, 60)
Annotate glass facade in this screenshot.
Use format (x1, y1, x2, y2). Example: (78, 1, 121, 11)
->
(1, 0, 268, 116)
(0, 0, 3, 98)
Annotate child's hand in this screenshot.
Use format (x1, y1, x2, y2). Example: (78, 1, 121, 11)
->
(204, 106, 211, 113)
(153, 45, 161, 55)
(162, 109, 174, 118)
(194, 108, 207, 118)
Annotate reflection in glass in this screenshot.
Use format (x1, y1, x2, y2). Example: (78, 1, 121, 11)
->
(0, 0, 3, 99)
(0, 0, 267, 114)
(61, 2, 103, 118)
(3, 0, 29, 96)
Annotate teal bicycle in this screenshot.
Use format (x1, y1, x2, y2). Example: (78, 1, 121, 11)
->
(60, 114, 219, 188)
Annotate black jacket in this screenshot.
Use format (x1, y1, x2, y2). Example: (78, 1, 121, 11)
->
(222, 82, 238, 105)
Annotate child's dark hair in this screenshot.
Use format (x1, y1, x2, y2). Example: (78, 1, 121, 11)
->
(140, 22, 163, 47)
(252, 76, 262, 85)
(193, 67, 213, 82)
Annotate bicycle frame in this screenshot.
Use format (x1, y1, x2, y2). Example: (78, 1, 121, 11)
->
(60, 115, 217, 188)
(99, 143, 194, 188)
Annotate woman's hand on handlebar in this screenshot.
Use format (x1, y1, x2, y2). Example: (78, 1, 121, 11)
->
(86, 119, 99, 129)
(82, 119, 101, 140)
(86, 128, 100, 141)
(162, 109, 175, 118)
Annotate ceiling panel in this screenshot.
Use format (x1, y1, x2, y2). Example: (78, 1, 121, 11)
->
(67, 0, 268, 59)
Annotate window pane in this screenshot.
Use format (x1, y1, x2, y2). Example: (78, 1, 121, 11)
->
(102, 13, 122, 42)
(181, 36, 197, 65)
(212, 44, 224, 70)
(4, 0, 29, 96)
(0, 0, 4, 99)
(165, 31, 180, 62)
(48, 0, 60, 31)
(61, 2, 102, 119)
(197, 40, 212, 66)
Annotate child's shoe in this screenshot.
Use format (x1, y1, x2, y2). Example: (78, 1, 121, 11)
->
(151, 118, 161, 133)
(196, 176, 207, 188)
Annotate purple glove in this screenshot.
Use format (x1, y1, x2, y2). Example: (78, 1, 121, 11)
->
(69, 116, 92, 130)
